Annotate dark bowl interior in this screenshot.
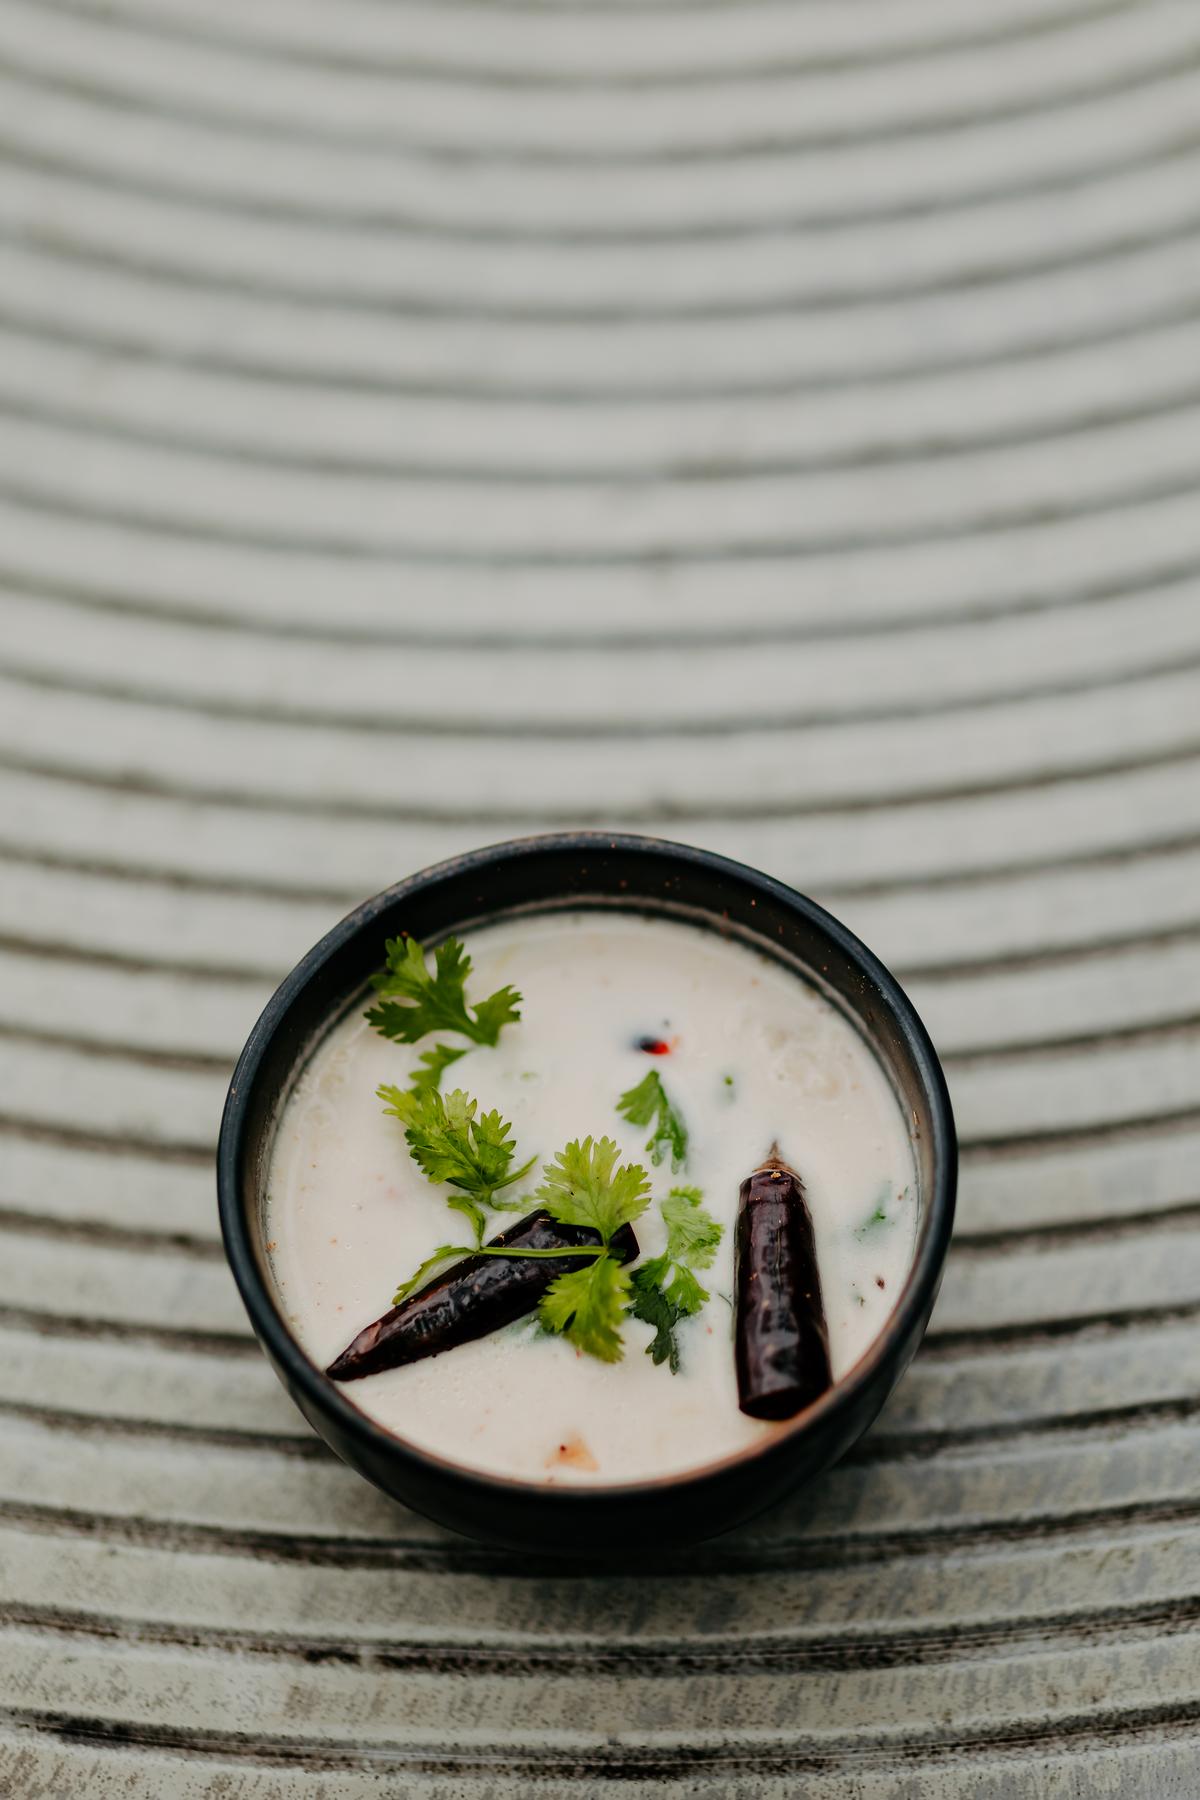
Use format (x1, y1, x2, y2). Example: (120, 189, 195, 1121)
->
(217, 833, 957, 1554)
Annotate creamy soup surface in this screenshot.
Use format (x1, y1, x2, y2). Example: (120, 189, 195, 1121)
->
(267, 911, 918, 1484)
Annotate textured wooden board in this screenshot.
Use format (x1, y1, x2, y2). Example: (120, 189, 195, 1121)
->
(1, 0, 1199, 1791)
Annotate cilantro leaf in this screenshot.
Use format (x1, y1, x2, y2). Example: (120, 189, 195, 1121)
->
(377, 1082, 420, 1127)
(378, 1085, 537, 1240)
(533, 1136, 652, 1244)
(634, 1251, 671, 1288)
(628, 1262, 682, 1372)
(408, 1043, 467, 1098)
(472, 986, 524, 1048)
(395, 1088, 529, 1196)
(366, 935, 520, 1048)
(625, 1185, 724, 1374)
(539, 1253, 631, 1363)
(661, 1185, 723, 1272)
(665, 1183, 704, 1205)
(616, 1070, 688, 1170)
(665, 1262, 709, 1316)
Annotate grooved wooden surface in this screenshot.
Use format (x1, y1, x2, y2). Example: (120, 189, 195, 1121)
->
(2, 0, 1199, 1792)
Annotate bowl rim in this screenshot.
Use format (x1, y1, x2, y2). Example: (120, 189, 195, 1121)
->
(217, 830, 957, 1503)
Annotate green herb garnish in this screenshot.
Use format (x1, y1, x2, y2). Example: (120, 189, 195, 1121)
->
(854, 1182, 907, 1242)
(383, 1120, 652, 1355)
(539, 1254, 631, 1363)
(378, 1084, 536, 1241)
(366, 935, 520, 1048)
(617, 1070, 688, 1170)
(660, 1184, 721, 1270)
(627, 1185, 724, 1373)
(534, 1137, 653, 1362)
(626, 1274, 682, 1370)
(854, 1204, 889, 1240)
(533, 1135, 653, 1241)
(392, 1241, 474, 1306)
(407, 1042, 467, 1098)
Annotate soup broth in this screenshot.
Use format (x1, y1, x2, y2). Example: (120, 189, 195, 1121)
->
(266, 911, 918, 1484)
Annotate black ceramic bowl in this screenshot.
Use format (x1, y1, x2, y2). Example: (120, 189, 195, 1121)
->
(217, 833, 956, 1554)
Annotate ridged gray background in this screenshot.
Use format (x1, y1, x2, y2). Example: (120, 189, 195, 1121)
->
(1, 0, 1199, 1792)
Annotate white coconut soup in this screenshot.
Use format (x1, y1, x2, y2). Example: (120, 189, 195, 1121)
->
(266, 911, 918, 1484)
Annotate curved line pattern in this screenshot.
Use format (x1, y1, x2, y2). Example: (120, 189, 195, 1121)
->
(951, 1201, 1200, 1254)
(193, 0, 1125, 19)
(0, 1305, 258, 1358)
(8, 533, 1200, 646)
(6, 281, 1200, 407)
(5, 637, 1200, 737)
(7, 1698, 1200, 1774)
(5, 1490, 1200, 1578)
(7, 375, 1200, 486)
(9, 1392, 1196, 1466)
(4, 1591, 1199, 1676)
(0, 1206, 226, 1258)
(0, 842, 361, 907)
(214, 0, 1124, 21)
(27, 0, 1141, 92)
(5, 736, 1199, 824)
(11, 198, 1200, 319)
(5, 33, 1200, 182)
(0, 1114, 216, 1164)
(5, 0, 1200, 1787)
(5, 825, 1200, 907)
(0, 1022, 234, 1074)
(8, 881, 1200, 998)
(5, 55, 1200, 238)
(6, 467, 1200, 565)
(0, 929, 281, 983)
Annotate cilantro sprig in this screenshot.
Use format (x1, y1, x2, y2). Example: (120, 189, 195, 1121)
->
(534, 1138, 653, 1363)
(407, 1042, 467, 1099)
(382, 1104, 653, 1358)
(539, 1255, 631, 1363)
(628, 1185, 724, 1373)
(659, 1183, 722, 1271)
(366, 935, 520, 1049)
(385, 1133, 655, 1362)
(364, 926, 716, 1369)
(533, 1136, 652, 1241)
(617, 1070, 688, 1171)
(378, 1085, 536, 1241)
